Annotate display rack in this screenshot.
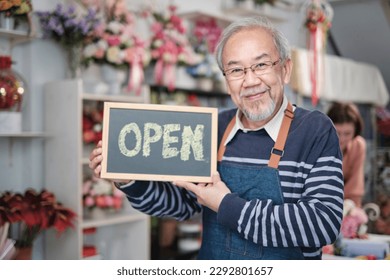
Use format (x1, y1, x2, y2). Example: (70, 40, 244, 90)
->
(43, 79, 150, 259)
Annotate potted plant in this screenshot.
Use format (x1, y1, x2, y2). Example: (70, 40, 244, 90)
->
(0, 0, 32, 31)
(0, 188, 77, 259)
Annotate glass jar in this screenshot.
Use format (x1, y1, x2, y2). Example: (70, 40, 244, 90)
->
(0, 55, 27, 112)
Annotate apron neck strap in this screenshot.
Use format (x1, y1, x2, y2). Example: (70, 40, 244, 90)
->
(217, 116, 236, 162)
(217, 102, 295, 169)
(268, 102, 294, 168)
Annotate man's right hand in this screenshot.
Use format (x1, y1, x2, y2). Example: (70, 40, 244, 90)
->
(89, 140, 131, 185)
(89, 140, 103, 178)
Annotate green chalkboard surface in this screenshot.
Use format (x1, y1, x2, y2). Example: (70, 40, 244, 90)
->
(101, 102, 218, 182)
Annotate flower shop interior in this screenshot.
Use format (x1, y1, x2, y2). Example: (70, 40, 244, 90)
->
(1, 0, 390, 261)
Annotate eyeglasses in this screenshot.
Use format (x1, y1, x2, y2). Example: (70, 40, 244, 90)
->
(223, 58, 281, 81)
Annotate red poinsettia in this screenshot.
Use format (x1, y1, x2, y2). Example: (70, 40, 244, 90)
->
(0, 189, 76, 248)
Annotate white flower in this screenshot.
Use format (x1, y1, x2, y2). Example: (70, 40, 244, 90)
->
(163, 53, 174, 63)
(84, 44, 98, 58)
(106, 46, 122, 64)
(153, 39, 163, 48)
(107, 21, 123, 34)
(92, 179, 112, 195)
(97, 39, 108, 50)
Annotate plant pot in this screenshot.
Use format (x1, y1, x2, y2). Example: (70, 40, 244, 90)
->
(0, 111, 22, 133)
(13, 246, 32, 260)
(0, 13, 15, 30)
(196, 78, 214, 91)
(81, 64, 109, 95)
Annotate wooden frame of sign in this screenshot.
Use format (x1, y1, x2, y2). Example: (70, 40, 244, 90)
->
(100, 102, 218, 183)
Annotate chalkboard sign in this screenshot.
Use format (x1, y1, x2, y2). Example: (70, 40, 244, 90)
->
(101, 102, 218, 182)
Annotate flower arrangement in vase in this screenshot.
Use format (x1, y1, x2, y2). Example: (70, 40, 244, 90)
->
(36, 3, 101, 78)
(0, 0, 33, 33)
(144, 4, 202, 91)
(82, 0, 150, 95)
(0, 55, 27, 133)
(82, 176, 124, 218)
(186, 17, 223, 91)
(0, 189, 77, 259)
(0, 56, 26, 112)
(303, 0, 333, 106)
(340, 199, 369, 239)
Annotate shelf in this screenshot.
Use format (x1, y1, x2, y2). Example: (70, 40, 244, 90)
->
(81, 157, 90, 165)
(82, 212, 147, 229)
(82, 92, 148, 103)
(150, 85, 229, 98)
(0, 132, 46, 138)
(179, 10, 234, 27)
(0, 28, 33, 44)
(221, 1, 289, 22)
(44, 79, 150, 259)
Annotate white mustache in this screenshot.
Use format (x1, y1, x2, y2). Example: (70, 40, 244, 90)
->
(240, 86, 270, 97)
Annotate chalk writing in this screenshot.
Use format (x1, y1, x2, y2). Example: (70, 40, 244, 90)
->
(117, 122, 205, 161)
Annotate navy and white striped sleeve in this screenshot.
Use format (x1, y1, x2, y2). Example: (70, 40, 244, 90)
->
(117, 180, 202, 221)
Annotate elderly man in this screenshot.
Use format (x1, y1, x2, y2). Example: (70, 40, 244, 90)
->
(89, 16, 344, 260)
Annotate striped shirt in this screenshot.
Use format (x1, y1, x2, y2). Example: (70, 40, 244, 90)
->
(118, 102, 344, 260)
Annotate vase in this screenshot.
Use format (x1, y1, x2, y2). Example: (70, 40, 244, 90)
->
(0, 111, 22, 133)
(175, 66, 197, 89)
(196, 77, 214, 91)
(81, 64, 109, 95)
(100, 64, 127, 95)
(13, 246, 33, 260)
(0, 13, 15, 30)
(0, 55, 27, 132)
(66, 45, 83, 79)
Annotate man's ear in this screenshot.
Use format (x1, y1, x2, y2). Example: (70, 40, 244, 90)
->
(282, 58, 293, 84)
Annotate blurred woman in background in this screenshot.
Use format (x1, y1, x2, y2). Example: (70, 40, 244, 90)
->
(327, 102, 366, 207)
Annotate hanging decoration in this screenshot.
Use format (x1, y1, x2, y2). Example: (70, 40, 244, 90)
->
(303, 0, 333, 106)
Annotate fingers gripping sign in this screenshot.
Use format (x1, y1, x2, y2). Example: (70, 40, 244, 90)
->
(89, 140, 103, 178)
(174, 172, 231, 213)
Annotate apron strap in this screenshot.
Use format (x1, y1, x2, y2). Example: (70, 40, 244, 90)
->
(268, 102, 294, 168)
(217, 117, 236, 162)
(217, 102, 295, 167)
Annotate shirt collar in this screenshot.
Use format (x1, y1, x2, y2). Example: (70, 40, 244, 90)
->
(224, 96, 289, 145)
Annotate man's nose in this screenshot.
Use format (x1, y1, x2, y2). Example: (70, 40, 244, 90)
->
(243, 69, 261, 87)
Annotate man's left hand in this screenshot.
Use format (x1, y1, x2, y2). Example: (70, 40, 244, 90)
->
(173, 172, 231, 213)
